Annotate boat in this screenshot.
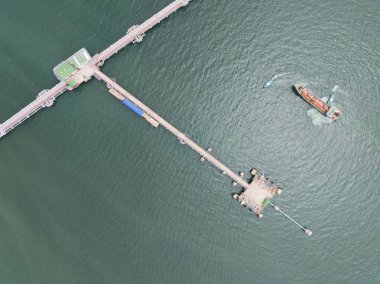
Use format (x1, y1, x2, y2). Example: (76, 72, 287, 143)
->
(294, 84, 341, 120)
(263, 75, 278, 88)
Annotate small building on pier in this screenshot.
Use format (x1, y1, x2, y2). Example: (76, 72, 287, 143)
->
(53, 48, 94, 90)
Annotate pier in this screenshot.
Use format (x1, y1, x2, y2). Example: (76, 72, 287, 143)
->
(0, 0, 311, 234)
(0, 0, 191, 139)
(96, 0, 190, 63)
(95, 70, 250, 189)
(0, 82, 67, 136)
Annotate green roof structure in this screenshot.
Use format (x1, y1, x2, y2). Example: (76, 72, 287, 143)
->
(53, 48, 92, 81)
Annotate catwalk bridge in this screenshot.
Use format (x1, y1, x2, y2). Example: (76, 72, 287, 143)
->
(0, 0, 311, 235)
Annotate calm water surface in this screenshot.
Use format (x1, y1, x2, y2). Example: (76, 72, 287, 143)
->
(0, 0, 379, 283)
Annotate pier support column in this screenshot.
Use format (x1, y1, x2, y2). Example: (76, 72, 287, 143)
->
(128, 25, 145, 43)
(0, 124, 6, 138)
(37, 89, 55, 108)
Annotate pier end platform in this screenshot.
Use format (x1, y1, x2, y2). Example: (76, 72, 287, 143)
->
(234, 170, 282, 217)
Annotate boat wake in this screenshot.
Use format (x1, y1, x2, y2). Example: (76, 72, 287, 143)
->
(263, 74, 283, 88)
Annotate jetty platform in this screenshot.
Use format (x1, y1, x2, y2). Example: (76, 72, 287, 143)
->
(234, 169, 282, 217)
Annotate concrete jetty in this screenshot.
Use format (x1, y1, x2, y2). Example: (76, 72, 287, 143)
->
(0, 0, 311, 232)
(0, 0, 254, 191)
(0, 0, 272, 215)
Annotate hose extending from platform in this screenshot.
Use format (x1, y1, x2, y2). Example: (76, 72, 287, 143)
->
(270, 202, 312, 237)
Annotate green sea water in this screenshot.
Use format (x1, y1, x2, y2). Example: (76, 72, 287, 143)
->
(0, 0, 379, 283)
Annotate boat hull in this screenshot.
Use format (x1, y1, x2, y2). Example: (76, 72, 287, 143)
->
(294, 84, 341, 120)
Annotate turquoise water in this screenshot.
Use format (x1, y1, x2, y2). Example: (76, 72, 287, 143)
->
(0, 0, 379, 283)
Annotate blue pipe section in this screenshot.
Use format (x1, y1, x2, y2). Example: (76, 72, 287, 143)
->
(122, 98, 144, 117)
